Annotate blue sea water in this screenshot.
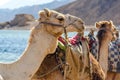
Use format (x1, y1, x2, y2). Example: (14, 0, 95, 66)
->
(0, 30, 89, 63)
(0, 30, 30, 62)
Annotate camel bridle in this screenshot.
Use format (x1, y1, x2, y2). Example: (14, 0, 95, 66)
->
(39, 14, 83, 33)
(40, 21, 63, 27)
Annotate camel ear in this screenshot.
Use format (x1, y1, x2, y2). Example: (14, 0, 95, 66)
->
(38, 8, 51, 19)
(95, 22, 100, 28)
(38, 10, 45, 18)
(38, 10, 45, 21)
(44, 8, 51, 17)
(109, 20, 116, 31)
(109, 20, 113, 27)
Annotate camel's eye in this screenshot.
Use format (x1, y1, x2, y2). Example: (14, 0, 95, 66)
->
(56, 15, 65, 21)
(58, 17, 64, 21)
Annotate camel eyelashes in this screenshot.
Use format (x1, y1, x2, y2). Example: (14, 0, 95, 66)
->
(58, 17, 64, 21)
(56, 16, 65, 21)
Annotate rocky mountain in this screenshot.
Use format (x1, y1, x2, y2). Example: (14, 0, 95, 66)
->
(0, 0, 74, 22)
(0, 14, 35, 29)
(1, 0, 120, 29)
(56, 0, 120, 25)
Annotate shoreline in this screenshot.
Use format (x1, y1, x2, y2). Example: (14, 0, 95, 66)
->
(0, 25, 120, 31)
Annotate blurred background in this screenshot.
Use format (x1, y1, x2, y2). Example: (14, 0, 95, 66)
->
(0, 0, 120, 29)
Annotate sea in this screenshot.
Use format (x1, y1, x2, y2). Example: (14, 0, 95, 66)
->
(0, 30, 30, 62)
(0, 30, 87, 63)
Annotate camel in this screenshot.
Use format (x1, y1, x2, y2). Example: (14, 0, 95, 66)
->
(31, 12, 85, 80)
(0, 9, 85, 80)
(95, 20, 120, 80)
(63, 32, 105, 80)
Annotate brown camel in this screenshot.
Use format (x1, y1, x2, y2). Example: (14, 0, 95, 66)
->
(96, 20, 120, 80)
(64, 33, 105, 80)
(31, 9, 85, 80)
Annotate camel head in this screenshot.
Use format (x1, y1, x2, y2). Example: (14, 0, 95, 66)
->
(88, 28, 95, 37)
(96, 20, 117, 41)
(65, 14, 85, 32)
(37, 8, 85, 37)
(29, 9, 85, 54)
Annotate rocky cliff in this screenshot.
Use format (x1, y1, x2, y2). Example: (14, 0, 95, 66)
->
(0, 14, 35, 29)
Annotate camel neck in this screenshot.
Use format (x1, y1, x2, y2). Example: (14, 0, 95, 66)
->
(18, 31, 57, 78)
(98, 39, 110, 77)
(0, 29, 58, 79)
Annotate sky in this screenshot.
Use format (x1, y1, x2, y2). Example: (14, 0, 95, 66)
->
(0, 0, 54, 9)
